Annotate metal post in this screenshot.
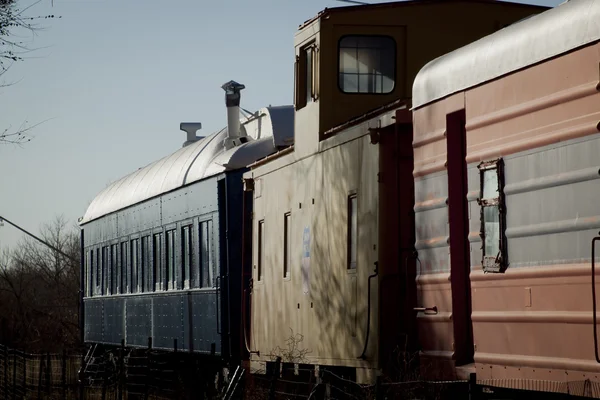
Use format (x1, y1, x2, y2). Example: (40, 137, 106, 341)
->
(45, 353, 50, 394)
(61, 349, 66, 400)
(37, 355, 43, 400)
(469, 372, 478, 400)
(3, 345, 8, 400)
(118, 339, 124, 400)
(145, 337, 152, 400)
(12, 352, 16, 400)
(268, 357, 281, 400)
(22, 353, 26, 398)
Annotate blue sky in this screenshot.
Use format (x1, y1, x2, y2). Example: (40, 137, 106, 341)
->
(0, 0, 561, 249)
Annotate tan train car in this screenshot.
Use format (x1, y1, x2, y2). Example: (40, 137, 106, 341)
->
(411, 0, 600, 393)
(242, 0, 548, 383)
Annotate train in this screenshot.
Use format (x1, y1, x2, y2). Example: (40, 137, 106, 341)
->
(77, 0, 600, 397)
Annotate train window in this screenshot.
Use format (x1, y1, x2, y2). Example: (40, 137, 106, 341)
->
(295, 42, 316, 110)
(199, 220, 213, 288)
(284, 213, 291, 279)
(166, 230, 176, 290)
(131, 239, 139, 293)
(338, 35, 395, 94)
(348, 193, 357, 270)
(102, 246, 109, 295)
(478, 159, 507, 273)
(153, 233, 163, 291)
(95, 249, 100, 296)
(120, 242, 128, 294)
(258, 220, 265, 281)
(141, 236, 150, 292)
(182, 225, 192, 289)
(111, 244, 117, 295)
(86, 250, 92, 297)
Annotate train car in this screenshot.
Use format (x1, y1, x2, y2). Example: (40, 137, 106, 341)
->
(411, 0, 600, 394)
(241, 0, 548, 384)
(78, 81, 293, 373)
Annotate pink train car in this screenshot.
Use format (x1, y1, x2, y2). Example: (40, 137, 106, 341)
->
(410, 0, 600, 394)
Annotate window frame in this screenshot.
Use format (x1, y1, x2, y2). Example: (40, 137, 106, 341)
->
(165, 228, 176, 290)
(283, 212, 291, 280)
(257, 219, 265, 282)
(181, 223, 193, 290)
(295, 41, 318, 111)
(120, 241, 128, 294)
(347, 191, 358, 271)
(153, 232, 164, 291)
(477, 158, 508, 273)
(198, 218, 214, 289)
(130, 238, 140, 293)
(337, 34, 397, 95)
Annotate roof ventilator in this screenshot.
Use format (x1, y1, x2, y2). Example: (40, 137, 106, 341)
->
(222, 80, 249, 150)
(180, 122, 204, 148)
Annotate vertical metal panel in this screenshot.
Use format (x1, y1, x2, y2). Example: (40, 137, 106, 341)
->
(191, 291, 221, 354)
(152, 294, 185, 351)
(125, 296, 152, 347)
(103, 297, 125, 344)
(83, 299, 103, 343)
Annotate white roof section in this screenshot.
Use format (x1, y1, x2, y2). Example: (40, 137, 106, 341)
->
(412, 0, 600, 108)
(81, 105, 294, 224)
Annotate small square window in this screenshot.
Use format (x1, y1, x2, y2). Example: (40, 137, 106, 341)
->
(478, 159, 507, 273)
(338, 35, 396, 94)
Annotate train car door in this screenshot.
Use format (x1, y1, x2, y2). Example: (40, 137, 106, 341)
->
(446, 110, 474, 366)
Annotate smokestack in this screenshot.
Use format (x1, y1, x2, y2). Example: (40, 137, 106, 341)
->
(221, 80, 247, 150)
(180, 122, 204, 148)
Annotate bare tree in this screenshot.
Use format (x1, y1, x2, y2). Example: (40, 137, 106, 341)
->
(0, 0, 58, 145)
(0, 215, 80, 351)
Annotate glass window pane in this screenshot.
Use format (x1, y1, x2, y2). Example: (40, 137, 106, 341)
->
(348, 195, 357, 269)
(341, 74, 359, 93)
(338, 35, 395, 94)
(340, 48, 358, 74)
(153, 233, 162, 291)
(111, 245, 117, 295)
(484, 205, 500, 258)
(258, 220, 265, 280)
(120, 243, 127, 294)
(305, 48, 313, 104)
(483, 169, 499, 199)
(284, 213, 291, 278)
(199, 221, 213, 288)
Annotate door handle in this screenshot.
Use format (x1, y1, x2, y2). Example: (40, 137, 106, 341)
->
(414, 306, 438, 314)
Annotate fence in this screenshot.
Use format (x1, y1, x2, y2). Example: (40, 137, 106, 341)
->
(0, 344, 82, 400)
(2, 343, 600, 400)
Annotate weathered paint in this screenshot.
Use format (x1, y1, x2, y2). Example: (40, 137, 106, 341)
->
(412, 17, 600, 393)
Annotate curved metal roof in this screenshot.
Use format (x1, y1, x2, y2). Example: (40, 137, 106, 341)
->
(81, 105, 294, 224)
(412, 0, 600, 109)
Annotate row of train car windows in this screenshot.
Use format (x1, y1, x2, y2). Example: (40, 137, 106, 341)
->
(255, 192, 358, 281)
(84, 220, 215, 297)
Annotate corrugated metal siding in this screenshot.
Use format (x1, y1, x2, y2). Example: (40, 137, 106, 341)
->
(414, 171, 449, 275)
(496, 134, 600, 269)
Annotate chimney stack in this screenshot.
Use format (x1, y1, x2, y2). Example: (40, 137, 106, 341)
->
(221, 80, 248, 150)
